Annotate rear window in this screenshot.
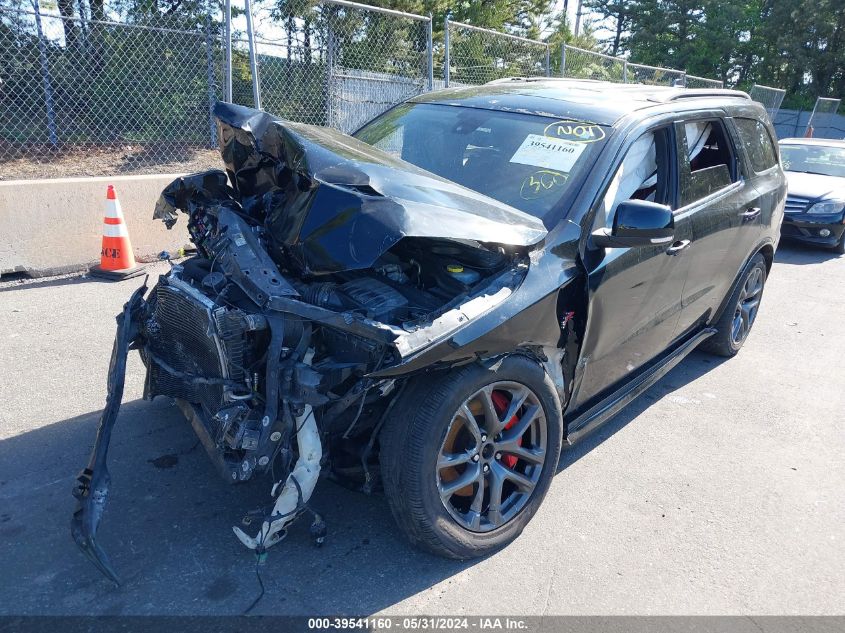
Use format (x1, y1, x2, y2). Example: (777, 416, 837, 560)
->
(680, 119, 738, 206)
(354, 102, 610, 221)
(735, 118, 778, 172)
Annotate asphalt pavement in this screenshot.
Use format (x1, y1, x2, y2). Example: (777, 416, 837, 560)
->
(0, 243, 842, 616)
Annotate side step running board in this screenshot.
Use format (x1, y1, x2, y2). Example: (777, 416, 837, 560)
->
(565, 328, 716, 445)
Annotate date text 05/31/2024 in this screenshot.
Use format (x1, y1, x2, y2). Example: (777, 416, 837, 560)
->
(307, 617, 529, 630)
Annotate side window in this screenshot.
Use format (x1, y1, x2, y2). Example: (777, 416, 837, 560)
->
(681, 119, 737, 206)
(596, 127, 671, 229)
(734, 118, 778, 172)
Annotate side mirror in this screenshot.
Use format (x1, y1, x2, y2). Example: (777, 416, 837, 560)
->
(592, 200, 675, 248)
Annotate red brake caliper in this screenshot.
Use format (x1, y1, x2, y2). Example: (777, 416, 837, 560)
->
(490, 390, 521, 469)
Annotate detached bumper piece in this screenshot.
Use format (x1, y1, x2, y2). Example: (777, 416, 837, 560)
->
(70, 282, 147, 585)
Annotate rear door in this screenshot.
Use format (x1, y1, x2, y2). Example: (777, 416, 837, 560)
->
(570, 122, 694, 410)
(732, 116, 785, 236)
(672, 115, 764, 338)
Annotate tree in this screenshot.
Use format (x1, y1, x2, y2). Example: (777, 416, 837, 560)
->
(584, 0, 631, 56)
(613, 0, 843, 107)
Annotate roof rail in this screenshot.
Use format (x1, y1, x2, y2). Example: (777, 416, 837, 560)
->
(485, 76, 602, 85)
(480, 79, 752, 102)
(664, 89, 751, 101)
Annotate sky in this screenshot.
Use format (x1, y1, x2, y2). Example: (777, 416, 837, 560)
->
(25, 0, 604, 52)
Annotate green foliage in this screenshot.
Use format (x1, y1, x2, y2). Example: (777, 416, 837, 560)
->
(586, 0, 845, 108)
(4, 0, 842, 162)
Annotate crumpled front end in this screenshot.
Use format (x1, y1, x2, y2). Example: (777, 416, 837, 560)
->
(72, 103, 549, 583)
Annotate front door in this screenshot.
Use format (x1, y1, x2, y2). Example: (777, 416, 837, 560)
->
(571, 123, 693, 410)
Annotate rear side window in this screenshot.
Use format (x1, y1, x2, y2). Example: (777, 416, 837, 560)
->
(680, 119, 737, 206)
(735, 118, 778, 172)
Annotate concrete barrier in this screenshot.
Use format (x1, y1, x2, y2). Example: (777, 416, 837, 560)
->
(0, 173, 193, 277)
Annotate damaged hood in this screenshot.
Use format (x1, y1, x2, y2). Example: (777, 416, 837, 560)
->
(210, 102, 547, 274)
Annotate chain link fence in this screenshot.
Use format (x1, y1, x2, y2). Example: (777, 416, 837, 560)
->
(749, 84, 786, 121)
(324, 2, 431, 132)
(244, 0, 431, 133)
(686, 74, 724, 89)
(0, 3, 225, 180)
(0, 0, 431, 179)
(444, 19, 549, 86)
(561, 44, 723, 88)
(626, 62, 686, 86)
(6, 1, 821, 182)
(561, 44, 626, 82)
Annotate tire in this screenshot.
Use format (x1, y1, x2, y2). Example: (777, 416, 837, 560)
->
(379, 355, 563, 559)
(701, 253, 767, 357)
(832, 233, 845, 255)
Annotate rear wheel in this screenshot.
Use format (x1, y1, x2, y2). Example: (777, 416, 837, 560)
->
(701, 253, 767, 357)
(380, 355, 562, 559)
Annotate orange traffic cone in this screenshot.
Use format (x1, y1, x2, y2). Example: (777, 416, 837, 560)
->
(90, 185, 144, 280)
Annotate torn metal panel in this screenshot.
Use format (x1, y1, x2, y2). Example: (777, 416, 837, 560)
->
(210, 102, 547, 274)
(233, 402, 322, 551)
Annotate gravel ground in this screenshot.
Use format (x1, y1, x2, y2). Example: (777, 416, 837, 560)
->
(0, 243, 842, 616)
(1, 147, 220, 181)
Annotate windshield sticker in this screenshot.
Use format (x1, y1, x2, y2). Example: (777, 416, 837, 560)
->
(544, 120, 606, 143)
(510, 134, 587, 171)
(520, 169, 568, 200)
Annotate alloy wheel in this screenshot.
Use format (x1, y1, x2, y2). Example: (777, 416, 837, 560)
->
(731, 266, 764, 346)
(436, 381, 547, 533)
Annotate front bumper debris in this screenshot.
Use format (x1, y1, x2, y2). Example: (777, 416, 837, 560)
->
(70, 282, 147, 585)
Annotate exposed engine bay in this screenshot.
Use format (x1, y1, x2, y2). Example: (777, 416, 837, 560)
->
(71, 102, 555, 584)
(142, 232, 521, 482)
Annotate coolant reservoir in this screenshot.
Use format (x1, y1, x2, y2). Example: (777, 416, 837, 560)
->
(445, 263, 480, 285)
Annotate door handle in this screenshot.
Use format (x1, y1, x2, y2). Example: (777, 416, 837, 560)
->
(666, 239, 691, 255)
(740, 207, 761, 221)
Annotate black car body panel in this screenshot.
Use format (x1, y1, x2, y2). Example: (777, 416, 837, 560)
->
(204, 102, 547, 275)
(72, 81, 786, 583)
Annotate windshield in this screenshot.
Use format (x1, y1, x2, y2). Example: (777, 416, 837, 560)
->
(780, 143, 845, 178)
(354, 102, 610, 221)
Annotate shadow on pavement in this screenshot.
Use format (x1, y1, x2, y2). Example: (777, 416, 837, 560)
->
(0, 350, 725, 616)
(774, 241, 842, 266)
(0, 273, 93, 293)
(0, 397, 472, 616)
(0, 271, 150, 293)
(558, 350, 728, 473)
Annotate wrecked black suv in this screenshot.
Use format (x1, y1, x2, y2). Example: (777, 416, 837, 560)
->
(73, 80, 786, 582)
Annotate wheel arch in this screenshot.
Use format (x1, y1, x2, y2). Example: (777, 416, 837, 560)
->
(710, 242, 771, 326)
(758, 242, 774, 274)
